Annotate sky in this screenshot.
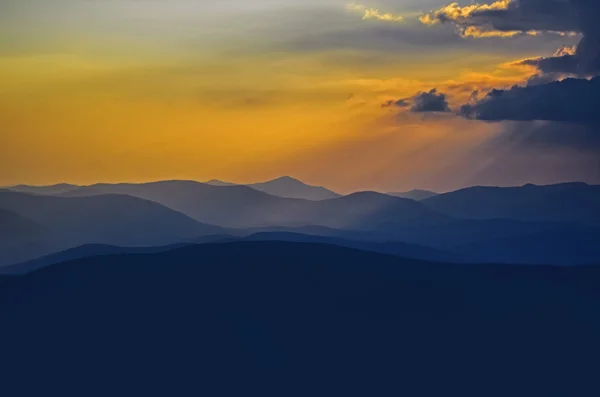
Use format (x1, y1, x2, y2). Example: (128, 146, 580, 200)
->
(1, 0, 598, 192)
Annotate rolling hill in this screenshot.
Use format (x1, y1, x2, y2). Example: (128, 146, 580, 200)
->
(62, 182, 449, 230)
(0, 209, 52, 266)
(2, 232, 459, 275)
(453, 228, 600, 266)
(0, 191, 223, 266)
(1, 242, 599, 396)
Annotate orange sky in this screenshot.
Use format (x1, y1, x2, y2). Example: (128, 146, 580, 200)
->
(0, 0, 585, 192)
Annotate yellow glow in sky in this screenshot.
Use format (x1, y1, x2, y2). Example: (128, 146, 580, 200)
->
(0, 0, 582, 191)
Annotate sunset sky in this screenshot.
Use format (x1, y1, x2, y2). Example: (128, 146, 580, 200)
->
(1, 0, 598, 192)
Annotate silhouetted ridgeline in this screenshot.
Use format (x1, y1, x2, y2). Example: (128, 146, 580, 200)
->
(59, 182, 449, 229)
(0, 191, 224, 266)
(2, 181, 600, 267)
(208, 175, 341, 200)
(1, 242, 599, 396)
(422, 182, 600, 225)
(387, 189, 438, 200)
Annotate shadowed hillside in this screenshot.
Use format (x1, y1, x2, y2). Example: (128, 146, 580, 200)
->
(387, 189, 437, 200)
(0, 191, 223, 266)
(246, 176, 340, 200)
(1, 242, 599, 396)
(0, 209, 51, 266)
(208, 176, 340, 200)
(62, 182, 448, 229)
(8, 183, 78, 195)
(423, 183, 600, 225)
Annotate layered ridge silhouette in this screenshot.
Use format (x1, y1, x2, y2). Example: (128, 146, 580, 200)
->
(207, 176, 341, 200)
(2, 180, 600, 267)
(0, 191, 224, 266)
(1, 242, 599, 396)
(59, 182, 449, 230)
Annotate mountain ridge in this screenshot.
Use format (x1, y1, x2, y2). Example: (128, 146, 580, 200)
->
(206, 176, 341, 200)
(0, 191, 225, 267)
(423, 182, 600, 225)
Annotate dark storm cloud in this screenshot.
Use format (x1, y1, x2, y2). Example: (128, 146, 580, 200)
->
(459, 77, 600, 149)
(383, 89, 451, 113)
(382, 98, 410, 108)
(521, 34, 600, 76)
(411, 89, 451, 113)
(421, 0, 581, 36)
(422, 0, 600, 77)
(460, 77, 600, 122)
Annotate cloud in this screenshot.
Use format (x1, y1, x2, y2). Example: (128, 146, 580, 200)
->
(522, 35, 600, 76)
(412, 89, 451, 112)
(420, 0, 578, 37)
(460, 77, 600, 122)
(382, 98, 410, 108)
(419, 0, 528, 38)
(346, 3, 404, 23)
(383, 89, 451, 113)
(459, 77, 600, 149)
(420, 0, 599, 77)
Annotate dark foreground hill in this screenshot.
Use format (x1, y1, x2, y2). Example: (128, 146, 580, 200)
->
(1, 242, 599, 396)
(2, 232, 460, 275)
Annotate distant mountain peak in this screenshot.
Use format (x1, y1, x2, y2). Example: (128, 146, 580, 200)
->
(8, 183, 79, 195)
(204, 176, 340, 200)
(272, 176, 299, 182)
(345, 191, 389, 199)
(250, 177, 340, 200)
(522, 182, 590, 189)
(206, 179, 236, 187)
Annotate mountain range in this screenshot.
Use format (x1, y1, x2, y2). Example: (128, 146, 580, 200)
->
(422, 182, 600, 225)
(9, 176, 340, 201)
(207, 176, 341, 200)
(2, 179, 600, 267)
(58, 182, 449, 230)
(0, 190, 223, 266)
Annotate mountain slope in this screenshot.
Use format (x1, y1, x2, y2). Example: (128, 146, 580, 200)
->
(387, 189, 437, 200)
(8, 183, 78, 195)
(207, 176, 340, 200)
(2, 234, 460, 276)
(423, 182, 600, 225)
(247, 176, 340, 200)
(0, 209, 52, 266)
(206, 179, 236, 187)
(0, 209, 45, 244)
(1, 242, 599, 396)
(453, 229, 600, 266)
(379, 218, 598, 249)
(63, 182, 448, 230)
(244, 232, 463, 263)
(0, 243, 189, 275)
(63, 180, 303, 228)
(0, 191, 223, 266)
